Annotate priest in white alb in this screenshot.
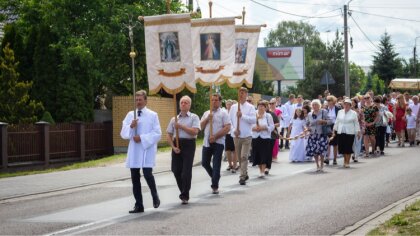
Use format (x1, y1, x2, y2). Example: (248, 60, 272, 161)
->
(120, 90, 161, 213)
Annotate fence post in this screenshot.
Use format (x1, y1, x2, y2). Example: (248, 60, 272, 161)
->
(103, 121, 114, 155)
(0, 122, 8, 169)
(36, 121, 50, 167)
(73, 122, 85, 161)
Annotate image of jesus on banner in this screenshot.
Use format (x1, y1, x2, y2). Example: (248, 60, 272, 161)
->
(200, 33, 221, 61)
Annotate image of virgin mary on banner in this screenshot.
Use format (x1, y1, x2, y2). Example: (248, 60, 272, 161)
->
(143, 14, 196, 94)
(228, 25, 262, 88)
(191, 17, 236, 86)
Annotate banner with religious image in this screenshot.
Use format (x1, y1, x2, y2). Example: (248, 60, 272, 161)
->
(228, 25, 262, 88)
(143, 14, 196, 94)
(191, 17, 236, 86)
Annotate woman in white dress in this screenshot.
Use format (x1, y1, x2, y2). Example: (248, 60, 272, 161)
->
(288, 108, 306, 162)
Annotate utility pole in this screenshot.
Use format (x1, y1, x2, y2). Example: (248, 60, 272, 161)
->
(344, 4, 350, 97)
(415, 36, 420, 77)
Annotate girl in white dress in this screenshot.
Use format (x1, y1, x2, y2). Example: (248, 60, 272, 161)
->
(288, 108, 306, 162)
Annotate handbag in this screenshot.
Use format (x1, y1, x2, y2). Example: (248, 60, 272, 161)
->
(321, 109, 332, 135)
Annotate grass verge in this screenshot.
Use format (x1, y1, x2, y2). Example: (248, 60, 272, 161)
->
(0, 138, 203, 179)
(367, 199, 420, 235)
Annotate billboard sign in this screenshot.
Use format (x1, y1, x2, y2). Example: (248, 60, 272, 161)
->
(255, 46, 304, 81)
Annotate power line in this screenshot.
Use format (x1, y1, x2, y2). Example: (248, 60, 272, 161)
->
(252, 0, 341, 7)
(349, 14, 380, 51)
(250, 0, 342, 19)
(351, 10, 420, 23)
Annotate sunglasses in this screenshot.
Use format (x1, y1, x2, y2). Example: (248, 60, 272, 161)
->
(312, 114, 317, 119)
(269, 102, 275, 104)
(364, 97, 370, 100)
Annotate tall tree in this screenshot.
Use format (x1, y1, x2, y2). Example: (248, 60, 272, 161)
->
(372, 32, 399, 86)
(0, 44, 43, 124)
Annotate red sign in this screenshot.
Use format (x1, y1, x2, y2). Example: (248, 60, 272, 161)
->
(267, 49, 292, 58)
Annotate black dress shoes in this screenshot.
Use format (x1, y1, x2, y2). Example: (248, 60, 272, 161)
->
(129, 206, 144, 213)
(153, 198, 160, 208)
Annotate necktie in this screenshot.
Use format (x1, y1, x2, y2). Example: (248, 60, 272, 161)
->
(137, 110, 142, 117)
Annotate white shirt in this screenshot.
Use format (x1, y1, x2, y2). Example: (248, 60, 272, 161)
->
(251, 112, 274, 139)
(283, 101, 295, 127)
(333, 109, 360, 135)
(328, 106, 337, 124)
(409, 103, 420, 119)
(406, 114, 417, 129)
(120, 107, 162, 168)
(201, 108, 231, 147)
(167, 112, 201, 139)
(278, 105, 289, 128)
(229, 101, 257, 138)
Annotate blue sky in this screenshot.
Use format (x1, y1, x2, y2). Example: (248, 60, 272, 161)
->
(194, 0, 420, 67)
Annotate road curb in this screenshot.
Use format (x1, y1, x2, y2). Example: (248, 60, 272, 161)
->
(335, 190, 420, 235)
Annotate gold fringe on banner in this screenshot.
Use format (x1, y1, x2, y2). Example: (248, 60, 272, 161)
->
(144, 18, 191, 27)
(233, 69, 248, 76)
(195, 66, 225, 74)
(149, 82, 197, 95)
(235, 28, 261, 33)
(191, 20, 235, 27)
(157, 68, 186, 77)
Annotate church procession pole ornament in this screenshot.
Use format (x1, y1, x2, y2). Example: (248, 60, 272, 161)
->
(125, 14, 140, 135)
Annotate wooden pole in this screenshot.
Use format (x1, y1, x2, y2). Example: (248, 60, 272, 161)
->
(209, 86, 213, 137)
(173, 93, 179, 148)
(209, 0, 213, 18)
(236, 7, 247, 137)
(166, 0, 179, 148)
(208, 1, 214, 137)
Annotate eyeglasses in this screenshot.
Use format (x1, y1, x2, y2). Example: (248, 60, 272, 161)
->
(269, 102, 275, 104)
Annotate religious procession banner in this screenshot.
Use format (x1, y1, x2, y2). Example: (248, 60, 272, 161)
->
(143, 14, 196, 95)
(191, 17, 236, 86)
(228, 25, 262, 88)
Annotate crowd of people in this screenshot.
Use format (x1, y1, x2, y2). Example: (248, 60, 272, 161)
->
(120, 88, 420, 213)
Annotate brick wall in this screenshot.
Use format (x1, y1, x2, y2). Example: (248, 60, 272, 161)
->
(112, 96, 174, 152)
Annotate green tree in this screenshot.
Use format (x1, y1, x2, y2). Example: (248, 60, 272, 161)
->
(372, 32, 399, 86)
(349, 62, 366, 95)
(249, 71, 274, 95)
(0, 44, 43, 124)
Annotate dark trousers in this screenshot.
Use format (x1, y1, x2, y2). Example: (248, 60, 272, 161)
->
(130, 168, 158, 208)
(279, 127, 289, 148)
(171, 139, 196, 201)
(376, 126, 386, 152)
(201, 143, 224, 189)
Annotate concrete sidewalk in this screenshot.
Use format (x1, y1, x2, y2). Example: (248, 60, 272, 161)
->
(0, 146, 204, 201)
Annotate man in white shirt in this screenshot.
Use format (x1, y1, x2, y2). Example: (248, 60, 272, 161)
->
(167, 96, 201, 205)
(281, 94, 295, 149)
(409, 96, 420, 145)
(200, 94, 231, 194)
(229, 87, 256, 185)
(120, 90, 162, 213)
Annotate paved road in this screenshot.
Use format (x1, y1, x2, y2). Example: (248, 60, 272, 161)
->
(0, 143, 419, 235)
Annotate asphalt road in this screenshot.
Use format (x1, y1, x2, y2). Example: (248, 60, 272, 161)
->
(1, 143, 419, 235)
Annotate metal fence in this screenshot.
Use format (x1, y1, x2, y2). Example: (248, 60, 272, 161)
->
(0, 121, 113, 169)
